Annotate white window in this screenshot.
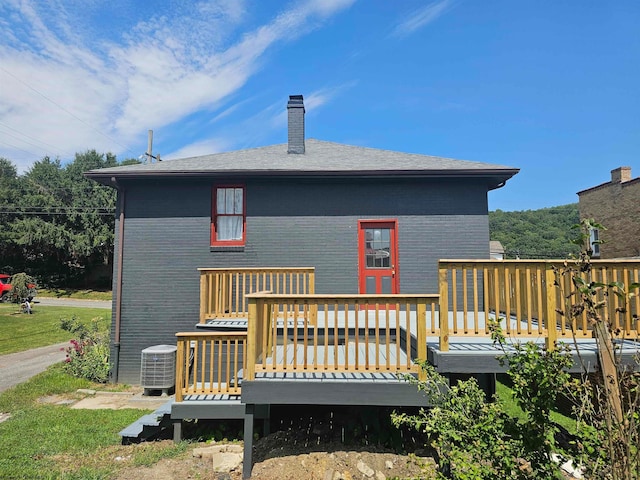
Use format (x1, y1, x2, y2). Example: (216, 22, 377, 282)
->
(212, 185, 245, 245)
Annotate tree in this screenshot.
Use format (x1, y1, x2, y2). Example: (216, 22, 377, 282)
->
(0, 158, 21, 271)
(490, 204, 580, 259)
(1, 151, 135, 287)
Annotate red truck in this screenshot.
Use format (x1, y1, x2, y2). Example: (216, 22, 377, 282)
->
(0, 274, 37, 303)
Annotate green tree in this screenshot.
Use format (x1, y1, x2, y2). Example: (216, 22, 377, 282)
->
(2, 151, 134, 287)
(0, 158, 21, 271)
(490, 204, 580, 259)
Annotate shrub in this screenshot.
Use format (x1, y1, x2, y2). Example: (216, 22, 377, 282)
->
(60, 317, 110, 383)
(8, 272, 37, 303)
(393, 358, 569, 479)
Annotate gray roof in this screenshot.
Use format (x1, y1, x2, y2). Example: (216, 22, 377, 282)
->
(86, 139, 518, 189)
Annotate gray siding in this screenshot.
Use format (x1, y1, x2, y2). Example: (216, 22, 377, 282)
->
(112, 178, 489, 383)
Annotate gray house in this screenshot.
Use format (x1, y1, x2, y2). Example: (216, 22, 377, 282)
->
(86, 95, 518, 385)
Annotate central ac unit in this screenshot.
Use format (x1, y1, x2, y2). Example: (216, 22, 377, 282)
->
(140, 345, 177, 396)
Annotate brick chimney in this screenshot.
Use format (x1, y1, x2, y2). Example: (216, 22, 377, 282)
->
(287, 95, 305, 154)
(611, 166, 631, 184)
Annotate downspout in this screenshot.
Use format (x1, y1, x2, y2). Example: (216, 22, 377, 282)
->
(111, 177, 125, 383)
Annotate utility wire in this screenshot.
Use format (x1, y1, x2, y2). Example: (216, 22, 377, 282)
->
(0, 139, 42, 161)
(0, 121, 77, 158)
(0, 211, 115, 216)
(0, 128, 61, 158)
(0, 66, 137, 157)
(0, 206, 115, 212)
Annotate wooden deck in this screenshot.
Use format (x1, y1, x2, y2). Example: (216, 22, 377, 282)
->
(169, 261, 640, 479)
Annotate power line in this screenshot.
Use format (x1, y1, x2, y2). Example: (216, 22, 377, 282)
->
(0, 139, 42, 161)
(0, 121, 77, 158)
(0, 212, 115, 216)
(0, 206, 115, 216)
(0, 66, 137, 157)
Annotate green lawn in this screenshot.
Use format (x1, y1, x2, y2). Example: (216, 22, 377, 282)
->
(38, 289, 112, 301)
(0, 304, 110, 355)
(0, 365, 187, 480)
(496, 377, 576, 433)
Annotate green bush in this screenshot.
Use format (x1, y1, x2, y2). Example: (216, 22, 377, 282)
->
(8, 272, 37, 303)
(60, 317, 110, 383)
(393, 362, 528, 479)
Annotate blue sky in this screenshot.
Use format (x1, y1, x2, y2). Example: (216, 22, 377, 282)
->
(0, 1, 638, 211)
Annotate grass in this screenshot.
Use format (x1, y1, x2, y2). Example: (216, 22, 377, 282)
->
(0, 304, 110, 355)
(0, 364, 189, 480)
(38, 289, 112, 301)
(496, 376, 577, 433)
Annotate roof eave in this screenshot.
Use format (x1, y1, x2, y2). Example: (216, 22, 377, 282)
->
(85, 168, 519, 188)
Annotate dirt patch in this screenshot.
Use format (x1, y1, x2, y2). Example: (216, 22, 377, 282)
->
(250, 431, 434, 480)
(109, 435, 435, 480)
(37, 387, 170, 410)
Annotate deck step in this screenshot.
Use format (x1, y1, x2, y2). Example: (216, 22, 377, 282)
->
(119, 400, 174, 444)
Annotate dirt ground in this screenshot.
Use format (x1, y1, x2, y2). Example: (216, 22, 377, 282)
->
(112, 436, 436, 480)
(39, 389, 436, 479)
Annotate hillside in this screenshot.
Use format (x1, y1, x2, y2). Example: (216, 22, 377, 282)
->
(489, 204, 580, 259)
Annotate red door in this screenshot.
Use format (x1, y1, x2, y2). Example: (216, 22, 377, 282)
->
(358, 220, 399, 294)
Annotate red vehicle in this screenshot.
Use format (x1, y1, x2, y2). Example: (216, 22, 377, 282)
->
(0, 274, 37, 303)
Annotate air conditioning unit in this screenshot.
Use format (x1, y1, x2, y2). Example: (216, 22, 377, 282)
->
(140, 345, 177, 396)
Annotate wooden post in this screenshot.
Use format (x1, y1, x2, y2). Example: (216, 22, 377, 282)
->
(438, 266, 450, 352)
(175, 335, 184, 402)
(309, 272, 317, 325)
(417, 298, 427, 380)
(594, 320, 624, 424)
(246, 297, 257, 381)
(545, 267, 557, 351)
(199, 272, 207, 324)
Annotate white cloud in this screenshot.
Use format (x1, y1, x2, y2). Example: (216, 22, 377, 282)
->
(392, 0, 454, 38)
(164, 138, 232, 160)
(268, 82, 359, 130)
(0, 0, 354, 172)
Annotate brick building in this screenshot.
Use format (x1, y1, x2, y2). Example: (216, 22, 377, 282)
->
(86, 95, 519, 384)
(578, 166, 640, 258)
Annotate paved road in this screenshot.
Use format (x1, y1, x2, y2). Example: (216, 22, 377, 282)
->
(0, 342, 69, 393)
(34, 297, 111, 309)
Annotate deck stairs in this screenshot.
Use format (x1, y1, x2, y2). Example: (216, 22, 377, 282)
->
(119, 399, 174, 444)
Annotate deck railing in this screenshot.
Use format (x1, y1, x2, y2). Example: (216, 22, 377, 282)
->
(198, 267, 315, 324)
(244, 294, 439, 381)
(175, 331, 247, 402)
(175, 259, 640, 401)
(438, 259, 640, 351)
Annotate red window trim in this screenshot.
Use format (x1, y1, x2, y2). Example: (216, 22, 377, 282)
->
(211, 184, 246, 246)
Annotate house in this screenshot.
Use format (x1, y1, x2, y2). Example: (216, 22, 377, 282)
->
(578, 166, 640, 258)
(86, 95, 520, 385)
(87, 97, 640, 478)
(489, 240, 505, 260)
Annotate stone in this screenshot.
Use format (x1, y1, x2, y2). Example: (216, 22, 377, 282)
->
(323, 469, 335, 480)
(76, 389, 96, 395)
(192, 444, 243, 460)
(357, 460, 375, 477)
(375, 471, 386, 480)
(385, 460, 394, 469)
(212, 452, 243, 473)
